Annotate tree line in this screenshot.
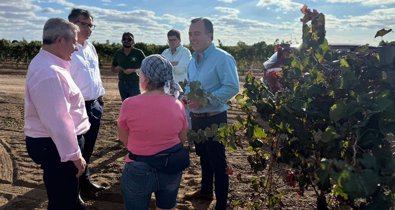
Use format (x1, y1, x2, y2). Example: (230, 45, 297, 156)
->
(0, 38, 275, 71)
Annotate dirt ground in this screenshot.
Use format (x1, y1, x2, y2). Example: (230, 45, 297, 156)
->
(0, 68, 316, 210)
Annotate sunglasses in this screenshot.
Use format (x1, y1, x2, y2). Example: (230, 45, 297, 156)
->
(122, 38, 133, 42)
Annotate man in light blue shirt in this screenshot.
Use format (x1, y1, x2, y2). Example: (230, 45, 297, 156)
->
(184, 17, 239, 210)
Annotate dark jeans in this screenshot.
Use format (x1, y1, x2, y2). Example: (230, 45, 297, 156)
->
(81, 98, 103, 181)
(26, 135, 84, 210)
(191, 111, 228, 210)
(118, 80, 140, 101)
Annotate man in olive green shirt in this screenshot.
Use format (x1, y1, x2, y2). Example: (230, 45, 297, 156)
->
(111, 32, 145, 101)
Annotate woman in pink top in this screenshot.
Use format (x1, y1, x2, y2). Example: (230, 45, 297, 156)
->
(118, 54, 187, 210)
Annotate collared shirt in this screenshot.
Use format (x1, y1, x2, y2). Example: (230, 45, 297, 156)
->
(112, 47, 145, 81)
(24, 49, 90, 162)
(186, 43, 240, 113)
(70, 41, 105, 101)
(161, 45, 192, 83)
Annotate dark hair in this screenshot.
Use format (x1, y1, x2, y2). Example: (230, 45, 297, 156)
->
(68, 8, 93, 22)
(122, 32, 135, 45)
(122, 32, 134, 39)
(167, 29, 181, 40)
(191, 17, 213, 35)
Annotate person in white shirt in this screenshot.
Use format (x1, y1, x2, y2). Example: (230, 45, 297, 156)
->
(25, 17, 89, 210)
(161, 29, 192, 84)
(68, 8, 106, 202)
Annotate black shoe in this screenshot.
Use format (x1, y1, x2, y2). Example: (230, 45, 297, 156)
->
(77, 194, 87, 210)
(184, 190, 214, 200)
(81, 179, 107, 193)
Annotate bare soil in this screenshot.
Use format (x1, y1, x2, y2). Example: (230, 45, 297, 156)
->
(0, 68, 316, 210)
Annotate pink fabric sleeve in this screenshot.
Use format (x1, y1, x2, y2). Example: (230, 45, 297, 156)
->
(29, 77, 82, 162)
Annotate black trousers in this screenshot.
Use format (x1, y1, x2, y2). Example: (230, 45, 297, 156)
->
(26, 135, 84, 210)
(81, 98, 103, 181)
(191, 111, 229, 210)
(118, 80, 140, 101)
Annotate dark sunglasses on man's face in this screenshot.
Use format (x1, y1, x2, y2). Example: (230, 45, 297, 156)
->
(122, 38, 133, 42)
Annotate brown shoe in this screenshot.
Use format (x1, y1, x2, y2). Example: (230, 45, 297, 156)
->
(184, 190, 214, 200)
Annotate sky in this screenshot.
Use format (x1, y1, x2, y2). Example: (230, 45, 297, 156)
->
(1, 0, 395, 46)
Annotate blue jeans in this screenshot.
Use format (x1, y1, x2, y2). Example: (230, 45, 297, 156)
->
(121, 161, 182, 210)
(118, 80, 140, 101)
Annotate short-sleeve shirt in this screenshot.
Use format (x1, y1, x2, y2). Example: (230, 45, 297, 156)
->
(118, 94, 187, 162)
(112, 47, 145, 81)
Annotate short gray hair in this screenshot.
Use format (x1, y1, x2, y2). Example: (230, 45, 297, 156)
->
(42, 18, 79, 45)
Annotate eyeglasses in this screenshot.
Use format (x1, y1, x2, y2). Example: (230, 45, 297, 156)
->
(136, 69, 141, 76)
(76, 21, 96, 30)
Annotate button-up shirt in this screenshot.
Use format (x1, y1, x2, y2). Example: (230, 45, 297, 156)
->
(161, 45, 192, 83)
(70, 41, 105, 101)
(186, 43, 240, 113)
(24, 49, 90, 162)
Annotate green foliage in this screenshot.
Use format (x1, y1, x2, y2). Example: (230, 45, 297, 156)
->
(231, 6, 395, 209)
(0, 38, 274, 72)
(0, 39, 40, 68)
(220, 40, 274, 71)
(185, 81, 212, 107)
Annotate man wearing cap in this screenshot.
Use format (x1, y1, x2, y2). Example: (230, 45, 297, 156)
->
(111, 32, 146, 101)
(68, 8, 107, 202)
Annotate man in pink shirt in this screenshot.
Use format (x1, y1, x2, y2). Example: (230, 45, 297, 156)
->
(24, 18, 90, 210)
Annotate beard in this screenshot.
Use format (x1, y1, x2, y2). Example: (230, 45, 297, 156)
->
(122, 43, 132, 48)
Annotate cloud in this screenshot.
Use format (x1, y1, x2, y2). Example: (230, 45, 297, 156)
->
(0, 0, 45, 32)
(325, 7, 395, 31)
(256, 0, 303, 12)
(41, 7, 63, 14)
(0, 0, 41, 12)
(214, 7, 240, 16)
(326, 0, 395, 5)
(46, 0, 74, 7)
(3, 0, 392, 46)
(217, 0, 237, 3)
(161, 14, 190, 25)
(209, 5, 301, 45)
